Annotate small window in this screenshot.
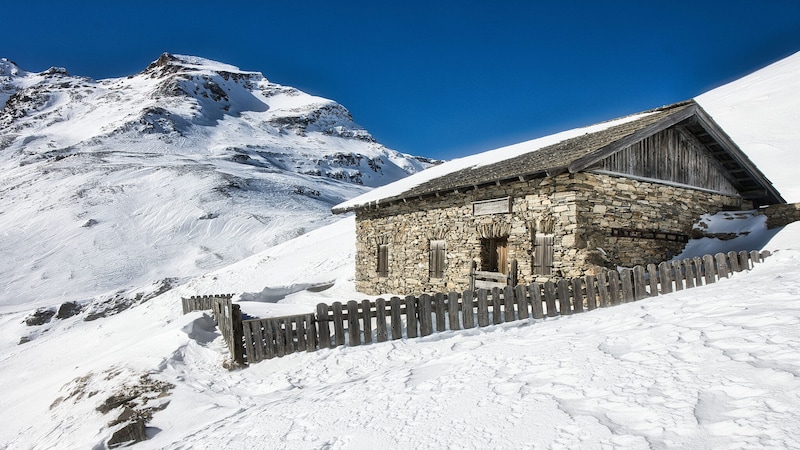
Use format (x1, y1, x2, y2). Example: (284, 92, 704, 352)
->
(481, 238, 508, 273)
(377, 244, 389, 277)
(533, 233, 554, 275)
(429, 240, 446, 278)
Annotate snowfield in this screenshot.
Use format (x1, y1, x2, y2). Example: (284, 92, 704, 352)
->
(0, 50, 799, 448)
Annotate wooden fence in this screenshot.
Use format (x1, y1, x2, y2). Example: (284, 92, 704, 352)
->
(181, 294, 244, 365)
(185, 250, 771, 365)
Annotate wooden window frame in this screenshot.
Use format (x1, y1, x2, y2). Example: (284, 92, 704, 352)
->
(377, 244, 389, 277)
(429, 239, 446, 279)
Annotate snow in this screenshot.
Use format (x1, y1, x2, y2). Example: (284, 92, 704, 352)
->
(333, 111, 655, 212)
(0, 51, 799, 448)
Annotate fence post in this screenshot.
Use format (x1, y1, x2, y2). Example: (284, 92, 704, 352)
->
(557, 279, 571, 315)
(571, 278, 584, 313)
(231, 304, 245, 365)
(619, 269, 634, 302)
(405, 296, 419, 338)
(390, 297, 402, 340)
(462, 290, 475, 329)
(515, 285, 529, 320)
(448, 292, 461, 330)
(491, 288, 503, 324)
(530, 282, 544, 319)
(477, 289, 490, 326)
(544, 281, 559, 316)
(671, 260, 684, 291)
(750, 250, 761, 264)
(703, 254, 716, 284)
(646, 264, 659, 295)
(585, 275, 598, 310)
(332, 302, 345, 346)
(306, 314, 317, 352)
(739, 250, 751, 269)
(607, 270, 622, 305)
(595, 272, 610, 308)
(632, 266, 647, 300)
(274, 319, 285, 358)
(419, 294, 433, 336)
(658, 262, 673, 294)
(316, 303, 331, 349)
(375, 298, 388, 342)
(504, 286, 516, 322)
(243, 321, 255, 365)
(361, 299, 373, 344)
(728, 251, 740, 272)
(715, 253, 730, 279)
(434, 293, 446, 332)
(682, 259, 695, 289)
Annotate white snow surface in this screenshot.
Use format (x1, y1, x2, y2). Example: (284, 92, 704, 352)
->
(1, 51, 800, 448)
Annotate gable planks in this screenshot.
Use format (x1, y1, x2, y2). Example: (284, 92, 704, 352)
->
(595, 126, 739, 195)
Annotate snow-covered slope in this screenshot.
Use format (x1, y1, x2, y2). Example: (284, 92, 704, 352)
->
(0, 54, 430, 308)
(697, 50, 800, 203)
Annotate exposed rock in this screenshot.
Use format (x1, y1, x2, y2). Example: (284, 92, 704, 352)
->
(24, 307, 56, 326)
(56, 301, 83, 319)
(107, 420, 147, 448)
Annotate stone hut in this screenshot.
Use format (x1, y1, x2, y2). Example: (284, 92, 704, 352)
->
(332, 100, 784, 296)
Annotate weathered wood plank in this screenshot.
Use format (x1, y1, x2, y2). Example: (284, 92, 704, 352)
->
(258, 321, 271, 361)
(390, 297, 402, 340)
(306, 314, 317, 352)
(620, 268, 634, 302)
(477, 289, 490, 327)
(608, 270, 622, 305)
(544, 281, 558, 316)
(584, 275, 598, 310)
(274, 320, 286, 358)
(448, 292, 460, 330)
(419, 294, 433, 336)
(646, 264, 659, 296)
(596, 272, 610, 308)
(361, 299, 373, 344)
(530, 283, 544, 319)
(715, 252, 730, 279)
(728, 251, 740, 272)
(243, 322, 256, 364)
(703, 254, 716, 285)
(462, 291, 475, 329)
(375, 298, 388, 342)
(332, 302, 345, 346)
(557, 279, 571, 315)
(515, 285, 529, 320)
(491, 288, 503, 324)
(658, 262, 673, 294)
(571, 277, 584, 313)
(632, 266, 647, 300)
(750, 250, 761, 264)
(682, 259, 695, 289)
(671, 260, 684, 291)
(316, 303, 331, 349)
(296, 316, 307, 351)
(693, 256, 705, 286)
(434, 293, 446, 332)
(739, 250, 751, 270)
(405, 296, 418, 338)
(504, 285, 516, 322)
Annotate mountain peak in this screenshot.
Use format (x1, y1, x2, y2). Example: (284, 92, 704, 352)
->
(0, 58, 24, 77)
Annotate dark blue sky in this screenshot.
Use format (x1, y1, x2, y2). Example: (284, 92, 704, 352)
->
(5, 0, 800, 160)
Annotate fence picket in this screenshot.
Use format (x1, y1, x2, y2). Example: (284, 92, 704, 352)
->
(571, 278, 584, 313)
(419, 294, 433, 336)
(462, 291, 475, 329)
(243, 322, 256, 364)
(332, 302, 345, 346)
(515, 285, 529, 320)
(361, 299, 373, 344)
(491, 288, 503, 324)
(750, 250, 761, 265)
(448, 292, 461, 330)
(585, 275, 598, 310)
(504, 286, 516, 322)
(477, 289, 490, 326)
(596, 272, 610, 308)
(728, 251, 740, 272)
(306, 314, 317, 352)
(530, 283, 544, 319)
(646, 264, 659, 296)
(274, 320, 285, 358)
(608, 270, 622, 305)
(390, 297, 403, 340)
(632, 266, 646, 300)
(434, 293, 446, 332)
(317, 303, 331, 349)
(672, 260, 684, 291)
(557, 279, 571, 315)
(405, 296, 418, 338)
(376, 298, 388, 342)
(703, 254, 716, 285)
(682, 259, 695, 289)
(296, 316, 307, 351)
(739, 250, 751, 270)
(258, 322, 271, 360)
(658, 262, 672, 294)
(620, 268, 634, 302)
(715, 253, 730, 279)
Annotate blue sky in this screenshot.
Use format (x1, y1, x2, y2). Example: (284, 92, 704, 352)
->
(5, 0, 800, 160)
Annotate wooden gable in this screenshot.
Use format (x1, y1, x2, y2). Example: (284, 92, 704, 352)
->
(593, 126, 739, 196)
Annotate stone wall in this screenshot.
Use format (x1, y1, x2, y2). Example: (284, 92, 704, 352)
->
(760, 202, 800, 229)
(353, 171, 748, 296)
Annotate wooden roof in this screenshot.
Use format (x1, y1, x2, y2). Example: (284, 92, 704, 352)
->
(334, 100, 784, 213)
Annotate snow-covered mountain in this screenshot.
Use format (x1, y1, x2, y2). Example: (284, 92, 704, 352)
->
(0, 50, 799, 449)
(0, 53, 431, 308)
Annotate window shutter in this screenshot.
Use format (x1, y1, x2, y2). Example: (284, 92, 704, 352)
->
(377, 244, 389, 277)
(429, 240, 446, 278)
(534, 234, 554, 275)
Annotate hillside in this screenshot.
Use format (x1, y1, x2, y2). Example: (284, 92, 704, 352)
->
(0, 50, 799, 449)
(0, 54, 430, 308)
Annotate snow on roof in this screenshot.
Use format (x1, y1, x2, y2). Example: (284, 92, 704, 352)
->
(332, 108, 659, 213)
